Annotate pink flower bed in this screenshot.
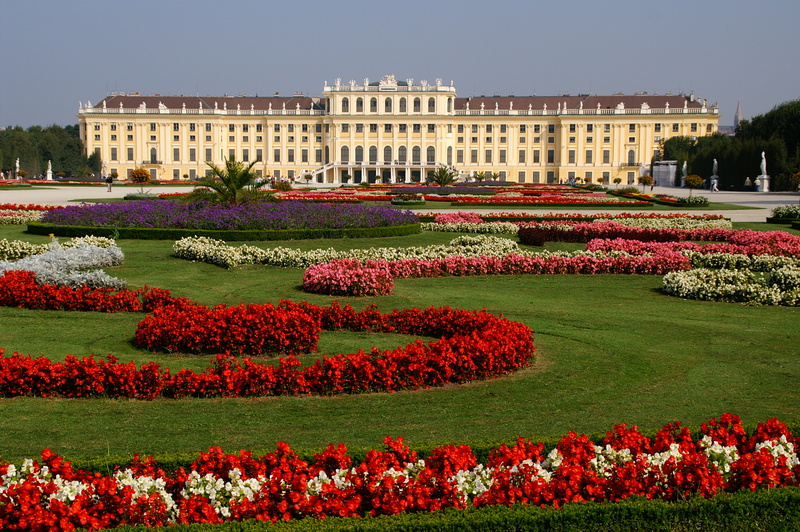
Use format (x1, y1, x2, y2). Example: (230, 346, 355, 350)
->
(302, 258, 394, 296)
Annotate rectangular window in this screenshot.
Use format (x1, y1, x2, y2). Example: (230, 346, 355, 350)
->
(274, 136, 280, 142)
(242, 149, 249, 162)
(457, 136, 464, 143)
(413, 124, 421, 133)
(568, 150, 576, 164)
(499, 136, 507, 143)
(189, 148, 196, 162)
(110, 134, 117, 141)
(586, 171, 593, 180)
(569, 136, 576, 143)
(486, 125, 493, 133)
(229, 136, 235, 142)
(287, 149, 294, 163)
(520, 125, 527, 133)
(273, 149, 280, 162)
(519, 137, 525, 143)
(287, 136, 294, 142)
(470, 149, 478, 163)
(457, 149, 464, 164)
(341, 124, 349, 133)
(603, 171, 610, 181)
(384, 124, 392, 133)
(243, 136, 249, 142)
(127, 123, 133, 131)
(242, 124, 250, 133)
(485, 149, 492, 163)
(547, 137, 554, 143)
(356, 124, 364, 132)
(173, 148, 180, 161)
(629, 137, 636, 143)
(629, 124, 636, 133)
(547, 170, 555, 182)
(127, 135, 133, 141)
(691, 123, 698, 132)
(189, 135, 196, 141)
(586, 136, 593, 143)
(603, 136, 610, 143)
(229, 124, 235, 133)
(518, 150, 526, 163)
(300, 136, 307, 143)
(654, 136, 661, 142)
(274, 124, 280, 132)
(654, 123, 662, 133)
(518, 171, 525, 182)
(533, 136, 540, 143)
(205, 148, 212, 161)
(672, 123, 679, 132)
(499, 150, 506, 163)
(534, 125, 541, 133)
(471, 137, 478, 143)
(569, 124, 576, 133)
(150, 123, 156, 131)
(399, 124, 407, 133)
(486, 137, 492, 143)
(533, 149, 540, 163)
(548, 124, 555, 134)
(500, 125, 507, 133)
(205, 135, 212, 142)
(585, 150, 593, 164)
(604, 123, 611, 133)
(288, 125, 294, 132)
(369, 124, 378, 132)
(229, 149, 235, 159)
(428, 124, 435, 133)
(472, 125, 478, 133)
(603, 149, 610, 164)
(533, 171, 540, 182)
(301, 124, 308, 132)
(110, 147, 117, 161)
(110, 123, 117, 131)
(257, 124, 263, 132)
(547, 150, 554, 163)
(458, 125, 464, 133)
(256, 148, 263, 161)
(586, 124, 593, 133)
(315, 149, 322, 163)
(173, 123, 180, 132)
(149, 135, 156, 141)
(205, 123, 212, 132)
(301, 149, 308, 163)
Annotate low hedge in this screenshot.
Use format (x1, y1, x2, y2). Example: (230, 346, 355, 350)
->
(26, 221, 421, 241)
(104, 487, 800, 531)
(767, 217, 800, 224)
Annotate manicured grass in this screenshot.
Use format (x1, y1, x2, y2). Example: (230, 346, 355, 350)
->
(0, 224, 799, 464)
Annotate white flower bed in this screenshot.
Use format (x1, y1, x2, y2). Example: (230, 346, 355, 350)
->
(593, 217, 733, 230)
(662, 266, 800, 306)
(0, 238, 125, 289)
(0, 210, 44, 225)
(420, 221, 520, 234)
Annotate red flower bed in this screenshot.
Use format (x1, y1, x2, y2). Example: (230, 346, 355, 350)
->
(0, 203, 63, 211)
(518, 221, 738, 246)
(0, 301, 534, 398)
(1, 414, 797, 530)
(302, 258, 394, 297)
(135, 301, 321, 356)
(0, 270, 180, 312)
(445, 196, 651, 206)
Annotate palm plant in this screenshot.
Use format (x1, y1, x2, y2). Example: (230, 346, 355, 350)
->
(187, 158, 267, 205)
(427, 165, 457, 187)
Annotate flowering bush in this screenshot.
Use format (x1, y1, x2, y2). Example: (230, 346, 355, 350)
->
(662, 266, 800, 306)
(302, 259, 394, 296)
(772, 204, 800, 219)
(0, 414, 796, 530)
(0, 210, 44, 224)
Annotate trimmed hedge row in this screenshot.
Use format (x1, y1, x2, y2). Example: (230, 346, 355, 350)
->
(103, 487, 800, 531)
(26, 221, 421, 241)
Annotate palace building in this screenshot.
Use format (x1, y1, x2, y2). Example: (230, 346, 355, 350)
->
(78, 75, 719, 185)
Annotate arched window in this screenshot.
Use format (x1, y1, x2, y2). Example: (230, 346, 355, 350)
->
(384, 145, 392, 163)
(412, 146, 421, 163)
(356, 98, 363, 112)
(399, 98, 407, 113)
(370, 98, 377, 113)
(384, 98, 392, 113)
(627, 149, 636, 166)
(427, 146, 436, 163)
(341, 98, 349, 113)
(447, 146, 453, 166)
(355, 146, 364, 163)
(341, 146, 349, 163)
(150, 148, 158, 164)
(369, 145, 378, 163)
(428, 98, 435, 113)
(447, 98, 452, 113)
(413, 98, 421, 113)
(398, 145, 407, 163)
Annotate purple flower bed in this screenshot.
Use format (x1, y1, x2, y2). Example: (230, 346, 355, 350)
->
(40, 200, 419, 231)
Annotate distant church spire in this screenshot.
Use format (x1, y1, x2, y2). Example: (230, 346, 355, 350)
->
(733, 99, 743, 130)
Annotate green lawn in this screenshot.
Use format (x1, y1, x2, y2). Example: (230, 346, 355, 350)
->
(0, 223, 799, 463)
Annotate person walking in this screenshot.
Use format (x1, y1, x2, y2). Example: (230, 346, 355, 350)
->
(105, 174, 113, 192)
(711, 177, 719, 192)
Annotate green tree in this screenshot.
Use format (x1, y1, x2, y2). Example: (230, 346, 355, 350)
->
(87, 151, 102, 177)
(187, 157, 268, 205)
(637, 174, 654, 192)
(473, 171, 487, 183)
(427, 165, 457, 187)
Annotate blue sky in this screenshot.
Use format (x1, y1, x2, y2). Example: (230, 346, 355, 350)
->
(1, 0, 797, 128)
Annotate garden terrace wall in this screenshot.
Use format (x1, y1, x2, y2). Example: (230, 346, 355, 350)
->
(26, 221, 421, 241)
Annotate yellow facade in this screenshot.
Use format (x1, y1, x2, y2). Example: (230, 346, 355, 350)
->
(78, 75, 719, 185)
